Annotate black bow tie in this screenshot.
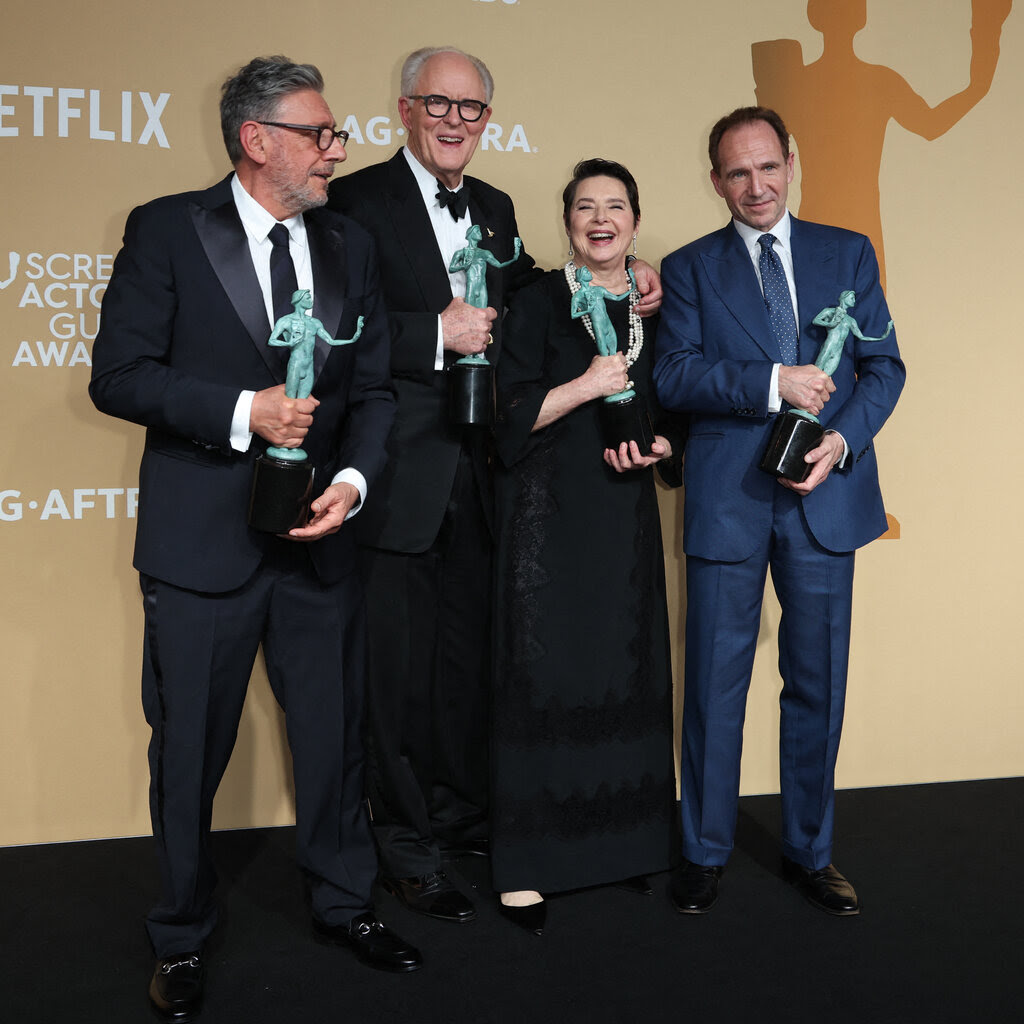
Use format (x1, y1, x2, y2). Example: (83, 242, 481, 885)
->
(436, 179, 470, 221)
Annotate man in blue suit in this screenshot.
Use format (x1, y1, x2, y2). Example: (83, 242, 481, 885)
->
(654, 106, 905, 916)
(91, 56, 422, 1022)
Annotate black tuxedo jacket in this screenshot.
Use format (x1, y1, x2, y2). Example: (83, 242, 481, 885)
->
(90, 175, 395, 593)
(327, 150, 540, 553)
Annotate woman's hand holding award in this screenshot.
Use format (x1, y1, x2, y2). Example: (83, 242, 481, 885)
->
(569, 265, 655, 455)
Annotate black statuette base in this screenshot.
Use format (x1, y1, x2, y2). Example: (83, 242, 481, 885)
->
(759, 411, 825, 482)
(448, 361, 493, 426)
(248, 453, 313, 534)
(600, 391, 656, 456)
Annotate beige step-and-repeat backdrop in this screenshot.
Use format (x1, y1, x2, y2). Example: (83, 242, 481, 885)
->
(3, 0, 1021, 846)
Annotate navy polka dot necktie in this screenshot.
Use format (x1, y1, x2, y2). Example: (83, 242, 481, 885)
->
(758, 233, 798, 366)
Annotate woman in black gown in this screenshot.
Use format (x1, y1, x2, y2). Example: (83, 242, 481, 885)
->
(491, 159, 686, 933)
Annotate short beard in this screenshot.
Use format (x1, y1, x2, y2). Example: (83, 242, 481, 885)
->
(280, 182, 327, 215)
(267, 168, 328, 217)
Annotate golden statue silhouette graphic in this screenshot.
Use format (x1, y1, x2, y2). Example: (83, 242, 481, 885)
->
(753, 0, 1012, 292)
(753, 0, 1011, 538)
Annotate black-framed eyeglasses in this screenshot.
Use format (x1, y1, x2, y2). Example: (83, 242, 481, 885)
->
(257, 121, 350, 150)
(407, 94, 488, 123)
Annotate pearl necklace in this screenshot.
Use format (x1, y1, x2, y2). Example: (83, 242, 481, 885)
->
(563, 260, 644, 368)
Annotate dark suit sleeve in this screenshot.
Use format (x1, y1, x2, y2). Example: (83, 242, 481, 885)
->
(639, 315, 688, 488)
(331, 232, 396, 489)
(652, 405, 687, 488)
(89, 201, 241, 449)
(494, 277, 553, 468)
(653, 247, 775, 418)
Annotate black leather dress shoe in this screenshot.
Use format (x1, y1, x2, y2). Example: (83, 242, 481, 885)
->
(313, 912, 423, 972)
(614, 875, 654, 896)
(669, 861, 723, 914)
(382, 870, 476, 922)
(148, 952, 203, 1022)
(498, 899, 546, 936)
(783, 859, 860, 916)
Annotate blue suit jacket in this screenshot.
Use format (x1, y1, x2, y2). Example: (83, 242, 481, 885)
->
(90, 175, 396, 592)
(653, 217, 905, 559)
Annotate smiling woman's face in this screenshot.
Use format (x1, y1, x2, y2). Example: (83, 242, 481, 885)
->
(567, 175, 638, 280)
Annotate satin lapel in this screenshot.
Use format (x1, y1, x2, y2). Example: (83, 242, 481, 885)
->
(189, 181, 279, 376)
(700, 226, 779, 361)
(306, 211, 347, 382)
(791, 218, 840, 365)
(307, 212, 347, 383)
(387, 152, 452, 310)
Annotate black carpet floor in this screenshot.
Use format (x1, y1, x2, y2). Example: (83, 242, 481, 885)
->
(3, 778, 1020, 1024)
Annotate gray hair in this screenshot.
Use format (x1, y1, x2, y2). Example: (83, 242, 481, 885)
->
(400, 46, 494, 105)
(220, 56, 324, 164)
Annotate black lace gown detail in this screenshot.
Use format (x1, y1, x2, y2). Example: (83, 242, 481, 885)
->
(491, 272, 685, 893)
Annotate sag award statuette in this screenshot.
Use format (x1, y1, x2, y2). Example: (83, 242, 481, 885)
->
(447, 225, 522, 425)
(568, 263, 655, 454)
(248, 289, 364, 533)
(760, 289, 893, 481)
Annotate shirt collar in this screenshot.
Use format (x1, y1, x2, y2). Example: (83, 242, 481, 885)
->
(230, 173, 306, 245)
(403, 146, 465, 209)
(733, 209, 792, 259)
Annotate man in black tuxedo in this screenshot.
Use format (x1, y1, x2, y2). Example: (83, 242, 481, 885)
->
(328, 46, 662, 924)
(327, 46, 531, 924)
(90, 56, 420, 1022)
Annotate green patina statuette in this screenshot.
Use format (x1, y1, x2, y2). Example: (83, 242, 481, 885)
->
(266, 288, 363, 460)
(812, 290, 893, 376)
(570, 265, 637, 398)
(796, 290, 894, 423)
(448, 226, 522, 367)
(449, 225, 523, 309)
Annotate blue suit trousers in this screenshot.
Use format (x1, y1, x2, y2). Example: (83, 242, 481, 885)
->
(681, 486, 855, 871)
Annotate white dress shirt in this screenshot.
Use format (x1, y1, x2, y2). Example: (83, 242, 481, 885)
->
(403, 147, 472, 370)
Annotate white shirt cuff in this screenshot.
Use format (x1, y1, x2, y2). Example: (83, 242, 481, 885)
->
(230, 390, 255, 452)
(768, 364, 781, 413)
(434, 316, 445, 371)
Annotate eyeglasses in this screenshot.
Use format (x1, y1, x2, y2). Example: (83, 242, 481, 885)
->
(407, 94, 488, 123)
(257, 121, 350, 150)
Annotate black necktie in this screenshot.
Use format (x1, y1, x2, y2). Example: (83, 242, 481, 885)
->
(758, 233, 798, 366)
(436, 179, 470, 221)
(268, 223, 298, 324)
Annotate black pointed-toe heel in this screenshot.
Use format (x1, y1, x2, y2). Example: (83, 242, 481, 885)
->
(498, 899, 546, 935)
